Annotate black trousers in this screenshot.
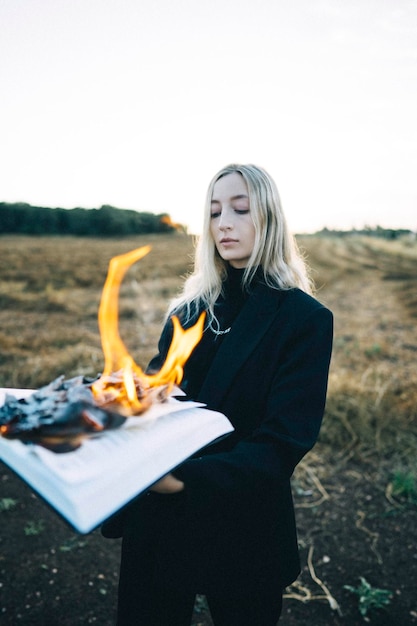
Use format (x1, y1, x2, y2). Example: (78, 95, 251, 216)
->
(116, 533, 283, 626)
(115, 493, 284, 626)
(117, 575, 283, 626)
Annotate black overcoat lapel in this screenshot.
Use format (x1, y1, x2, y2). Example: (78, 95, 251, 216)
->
(198, 284, 286, 407)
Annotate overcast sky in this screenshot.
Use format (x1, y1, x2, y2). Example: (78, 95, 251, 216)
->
(1, 0, 416, 234)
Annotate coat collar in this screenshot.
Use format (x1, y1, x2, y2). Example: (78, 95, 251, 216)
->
(197, 283, 287, 407)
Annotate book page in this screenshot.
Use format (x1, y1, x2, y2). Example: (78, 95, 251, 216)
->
(0, 390, 232, 484)
(31, 399, 206, 484)
(0, 388, 234, 532)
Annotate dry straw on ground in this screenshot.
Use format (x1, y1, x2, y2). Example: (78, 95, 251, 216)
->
(1, 232, 416, 625)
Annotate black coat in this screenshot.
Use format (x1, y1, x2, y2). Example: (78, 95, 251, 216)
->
(120, 283, 333, 597)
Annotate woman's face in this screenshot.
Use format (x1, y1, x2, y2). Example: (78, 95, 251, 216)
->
(210, 172, 256, 269)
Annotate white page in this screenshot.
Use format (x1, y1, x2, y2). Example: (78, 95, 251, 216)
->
(0, 388, 234, 532)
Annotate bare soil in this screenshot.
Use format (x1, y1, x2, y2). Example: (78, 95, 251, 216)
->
(1, 234, 416, 625)
(1, 453, 416, 625)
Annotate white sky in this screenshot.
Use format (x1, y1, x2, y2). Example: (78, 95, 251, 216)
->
(1, 0, 416, 234)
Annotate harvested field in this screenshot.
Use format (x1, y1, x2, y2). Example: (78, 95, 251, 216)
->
(0, 233, 416, 625)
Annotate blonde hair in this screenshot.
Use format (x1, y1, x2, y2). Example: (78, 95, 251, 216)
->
(169, 164, 313, 325)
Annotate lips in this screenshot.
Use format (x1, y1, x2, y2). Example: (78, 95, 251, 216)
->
(219, 238, 238, 244)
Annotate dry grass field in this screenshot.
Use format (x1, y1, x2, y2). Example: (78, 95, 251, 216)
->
(1, 233, 416, 625)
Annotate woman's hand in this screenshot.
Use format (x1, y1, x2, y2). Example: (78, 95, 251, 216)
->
(149, 473, 185, 494)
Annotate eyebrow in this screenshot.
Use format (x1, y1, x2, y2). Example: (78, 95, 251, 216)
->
(211, 194, 249, 204)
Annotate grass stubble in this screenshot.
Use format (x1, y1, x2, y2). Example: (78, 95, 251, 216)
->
(1, 232, 417, 623)
(1, 232, 416, 471)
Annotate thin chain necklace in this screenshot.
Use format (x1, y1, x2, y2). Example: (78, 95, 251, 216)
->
(211, 325, 231, 336)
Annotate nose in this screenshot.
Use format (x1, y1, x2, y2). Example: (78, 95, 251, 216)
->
(218, 208, 232, 231)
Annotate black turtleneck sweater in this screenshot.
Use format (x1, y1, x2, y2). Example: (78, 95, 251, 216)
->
(181, 265, 251, 399)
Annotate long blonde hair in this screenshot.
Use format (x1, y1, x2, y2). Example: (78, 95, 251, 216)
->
(169, 164, 313, 325)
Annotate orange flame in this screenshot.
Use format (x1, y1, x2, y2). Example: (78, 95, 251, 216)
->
(91, 246, 204, 415)
(160, 214, 184, 232)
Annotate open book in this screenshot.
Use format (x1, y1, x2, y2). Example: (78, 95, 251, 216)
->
(0, 388, 233, 533)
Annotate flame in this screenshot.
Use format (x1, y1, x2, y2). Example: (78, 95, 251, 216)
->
(91, 246, 204, 415)
(160, 214, 184, 232)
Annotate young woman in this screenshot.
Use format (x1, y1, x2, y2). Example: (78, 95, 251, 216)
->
(103, 164, 333, 626)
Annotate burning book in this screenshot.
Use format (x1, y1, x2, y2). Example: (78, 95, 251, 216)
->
(0, 246, 233, 532)
(0, 245, 205, 452)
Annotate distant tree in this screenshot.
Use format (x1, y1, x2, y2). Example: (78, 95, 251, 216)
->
(313, 225, 412, 240)
(0, 203, 182, 236)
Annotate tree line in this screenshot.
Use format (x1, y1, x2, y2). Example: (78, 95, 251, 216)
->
(0, 203, 182, 236)
(314, 225, 414, 240)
